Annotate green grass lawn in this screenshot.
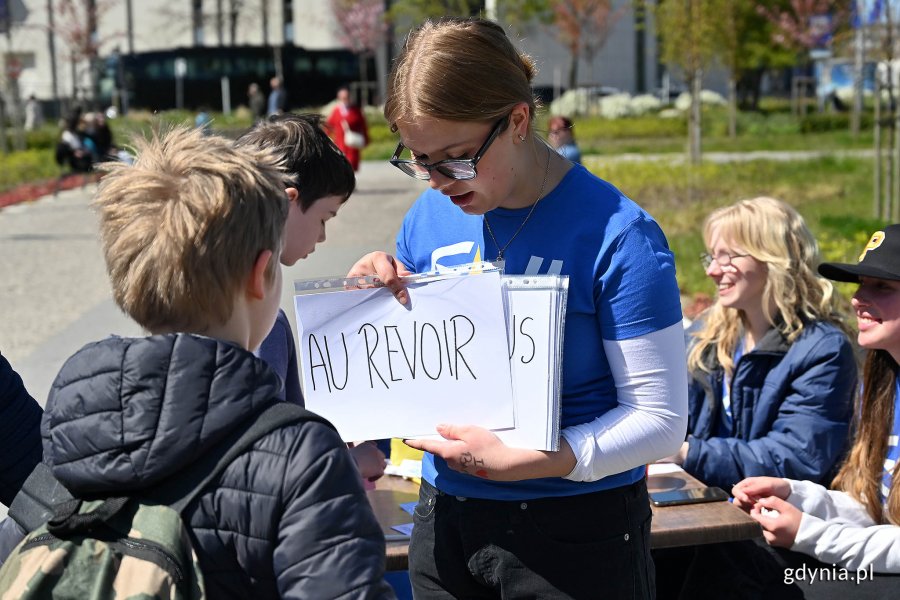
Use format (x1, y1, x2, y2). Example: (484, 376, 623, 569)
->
(586, 156, 883, 299)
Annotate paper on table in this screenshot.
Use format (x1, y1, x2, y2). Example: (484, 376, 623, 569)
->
(647, 463, 686, 476)
(391, 523, 414, 536)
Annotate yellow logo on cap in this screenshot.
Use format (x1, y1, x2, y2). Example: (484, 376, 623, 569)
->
(859, 231, 886, 262)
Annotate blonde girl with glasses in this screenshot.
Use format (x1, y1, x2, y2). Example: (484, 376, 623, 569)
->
(653, 197, 856, 599)
(348, 17, 687, 599)
(659, 197, 855, 491)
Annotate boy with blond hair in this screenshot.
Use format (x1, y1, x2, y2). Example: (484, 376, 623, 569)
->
(0, 126, 393, 598)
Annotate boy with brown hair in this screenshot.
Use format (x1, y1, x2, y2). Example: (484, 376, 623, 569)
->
(1, 126, 393, 598)
(235, 113, 356, 406)
(235, 113, 388, 482)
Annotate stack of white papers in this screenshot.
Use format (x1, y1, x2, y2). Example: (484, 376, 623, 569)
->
(494, 275, 568, 451)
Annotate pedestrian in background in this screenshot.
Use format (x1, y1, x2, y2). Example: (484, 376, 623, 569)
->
(267, 76, 288, 116)
(326, 86, 368, 172)
(248, 82, 267, 123)
(24, 95, 43, 131)
(547, 115, 581, 163)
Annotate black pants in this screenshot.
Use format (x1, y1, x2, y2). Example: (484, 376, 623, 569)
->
(408, 478, 655, 599)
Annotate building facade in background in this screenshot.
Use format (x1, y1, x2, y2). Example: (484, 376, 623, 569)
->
(3, 0, 657, 113)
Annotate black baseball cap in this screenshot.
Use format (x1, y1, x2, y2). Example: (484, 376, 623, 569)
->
(818, 224, 900, 282)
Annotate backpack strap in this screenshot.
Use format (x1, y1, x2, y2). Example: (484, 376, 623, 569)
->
(9, 462, 75, 532)
(46, 496, 131, 536)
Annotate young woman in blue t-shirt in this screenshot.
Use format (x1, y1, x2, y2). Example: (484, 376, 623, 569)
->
(348, 17, 687, 599)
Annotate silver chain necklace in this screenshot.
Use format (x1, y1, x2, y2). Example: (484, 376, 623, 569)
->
(483, 144, 552, 262)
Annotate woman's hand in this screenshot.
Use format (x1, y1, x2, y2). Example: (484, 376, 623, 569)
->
(404, 424, 577, 482)
(349, 441, 387, 481)
(732, 476, 791, 512)
(750, 496, 802, 548)
(346, 251, 412, 305)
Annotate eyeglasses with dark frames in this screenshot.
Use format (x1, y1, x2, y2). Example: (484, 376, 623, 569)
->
(389, 117, 507, 181)
(700, 252, 752, 270)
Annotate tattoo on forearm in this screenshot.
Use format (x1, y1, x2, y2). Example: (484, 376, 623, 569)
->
(459, 452, 489, 478)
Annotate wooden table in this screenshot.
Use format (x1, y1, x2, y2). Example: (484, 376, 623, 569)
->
(646, 468, 762, 549)
(368, 470, 762, 571)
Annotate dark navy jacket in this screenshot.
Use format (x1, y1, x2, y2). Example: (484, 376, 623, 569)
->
(0, 353, 43, 507)
(256, 309, 302, 405)
(683, 319, 856, 490)
(17, 334, 393, 599)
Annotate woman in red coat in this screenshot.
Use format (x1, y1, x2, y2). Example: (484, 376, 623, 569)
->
(326, 86, 369, 171)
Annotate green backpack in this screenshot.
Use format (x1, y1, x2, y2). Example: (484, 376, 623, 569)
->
(0, 402, 330, 599)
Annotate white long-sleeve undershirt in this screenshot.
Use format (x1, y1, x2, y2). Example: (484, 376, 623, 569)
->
(561, 322, 688, 482)
(788, 479, 900, 573)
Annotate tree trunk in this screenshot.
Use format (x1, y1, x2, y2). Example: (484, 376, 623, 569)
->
(70, 57, 77, 99)
(125, 0, 134, 53)
(261, 0, 268, 46)
(0, 95, 9, 154)
(568, 44, 578, 91)
(875, 78, 883, 219)
(689, 67, 702, 165)
(727, 73, 737, 139)
(229, 5, 238, 45)
(894, 96, 900, 221)
(359, 53, 369, 107)
(47, 0, 59, 101)
(216, 0, 224, 45)
(851, 15, 864, 137)
(884, 4, 898, 218)
(8, 76, 25, 151)
(87, 0, 99, 106)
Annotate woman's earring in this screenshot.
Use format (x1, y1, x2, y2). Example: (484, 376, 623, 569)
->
(518, 134, 526, 142)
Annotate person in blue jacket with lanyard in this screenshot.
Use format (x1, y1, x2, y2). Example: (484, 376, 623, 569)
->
(659, 197, 856, 489)
(654, 197, 856, 600)
(347, 17, 688, 599)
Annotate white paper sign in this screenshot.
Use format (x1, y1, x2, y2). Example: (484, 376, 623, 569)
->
(294, 272, 515, 441)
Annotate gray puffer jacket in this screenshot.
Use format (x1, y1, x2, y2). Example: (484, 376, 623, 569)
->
(35, 333, 394, 599)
